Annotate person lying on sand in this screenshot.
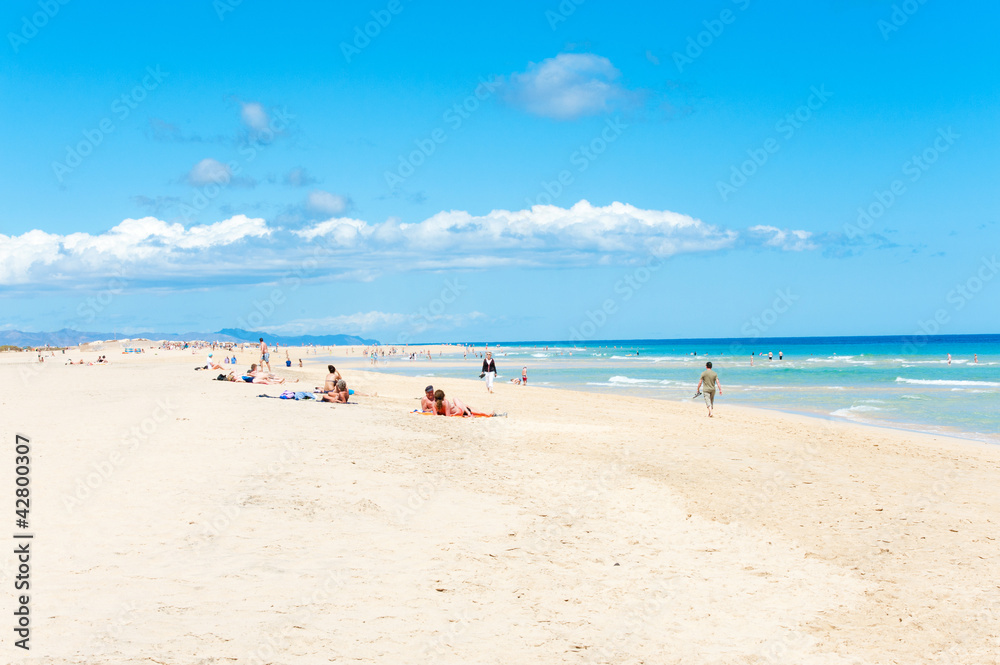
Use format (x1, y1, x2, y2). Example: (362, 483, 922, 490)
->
(245, 363, 286, 384)
(432, 389, 474, 417)
(322, 378, 349, 403)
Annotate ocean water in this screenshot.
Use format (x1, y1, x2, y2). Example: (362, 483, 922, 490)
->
(369, 335, 1000, 444)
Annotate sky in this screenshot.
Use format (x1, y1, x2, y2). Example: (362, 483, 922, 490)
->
(1, 0, 998, 343)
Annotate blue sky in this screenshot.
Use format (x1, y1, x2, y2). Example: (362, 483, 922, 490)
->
(1, 0, 998, 342)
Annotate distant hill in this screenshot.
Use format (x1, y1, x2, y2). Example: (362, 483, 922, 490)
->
(217, 328, 378, 346)
(0, 328, 379, 348)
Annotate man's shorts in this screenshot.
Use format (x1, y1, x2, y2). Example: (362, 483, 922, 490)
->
(262, 353, 270, 362)
(703, 390, 715, 408)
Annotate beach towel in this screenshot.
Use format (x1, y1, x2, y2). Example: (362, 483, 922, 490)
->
(258, 392, 315, 400)
(258, 393, 354, 403)
(410, 409, 498, 418)
(278, 390, 317, 400)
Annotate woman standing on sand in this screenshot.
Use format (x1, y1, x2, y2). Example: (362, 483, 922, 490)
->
(481, 352, 497, 393)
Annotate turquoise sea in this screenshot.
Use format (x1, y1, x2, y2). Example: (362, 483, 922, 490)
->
(369, 335, 1000, 444)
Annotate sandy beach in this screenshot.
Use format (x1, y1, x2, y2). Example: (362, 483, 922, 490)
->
(2, 346, 999, 664)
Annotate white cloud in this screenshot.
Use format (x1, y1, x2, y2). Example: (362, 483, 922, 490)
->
(748, 225, 818, 251)
(296, 200, 737, 261)
(0, 230, 63, 284)
(296, 216, 367, 245)
(4, 202, 818, 288)
(187, 158, 232, 186)
(268, 310, 488, 336)
(306, 190, 348, 216)
(0, 215, 270, 285)
(241, 102, 270, 133)
(503, 53, 635, 120)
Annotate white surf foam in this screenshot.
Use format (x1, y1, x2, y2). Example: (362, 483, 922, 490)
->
(895, 378, 1000, 387)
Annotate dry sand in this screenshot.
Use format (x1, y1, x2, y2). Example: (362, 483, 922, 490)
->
(1, 346, 998, 664)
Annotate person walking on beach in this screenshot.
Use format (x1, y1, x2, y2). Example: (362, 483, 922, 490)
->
(696, 361, 722, 418)
(482, 352, 497, 393)
(259, 338, 271, 373)
(521, 366, 528, 386)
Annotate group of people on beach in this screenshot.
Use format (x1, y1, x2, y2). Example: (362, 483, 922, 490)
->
(749, 350, 782, 366)
(321, 365, 350, 403)
(66, 355, 109, 365)
(478, 351, 529, 391)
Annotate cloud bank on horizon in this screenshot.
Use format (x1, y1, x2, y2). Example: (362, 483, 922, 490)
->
(1, 201, 814, 287)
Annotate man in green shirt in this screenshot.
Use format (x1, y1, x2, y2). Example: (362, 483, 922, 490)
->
(696, 361, 722, 417)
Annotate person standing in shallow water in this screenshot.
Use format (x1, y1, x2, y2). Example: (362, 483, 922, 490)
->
(696, 361, 722, 418)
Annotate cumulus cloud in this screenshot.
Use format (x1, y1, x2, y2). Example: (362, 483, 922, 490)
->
(268, 310, 488, 336)
(503, 53, 637, 120)
(0, 230, 64, 285)
(0, 215, 270, 285)
(187, 158, 232, 186)
(747, 225, 818, 252)
(240, 102, 270, 133)
(306, 190, 349, 216)
(5, 201, 818, 288)
(296, 200, 737, 261)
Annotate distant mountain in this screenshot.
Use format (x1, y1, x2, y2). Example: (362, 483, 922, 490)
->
(0, 328, 379, 348)
(217, 328, 378, 346)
